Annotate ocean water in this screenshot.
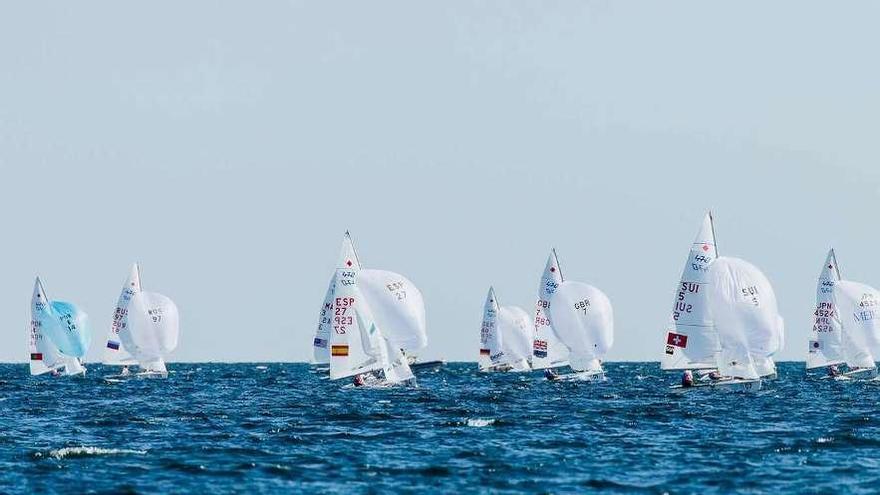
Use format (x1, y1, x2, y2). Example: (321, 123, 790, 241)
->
(2, 362, 878, 494)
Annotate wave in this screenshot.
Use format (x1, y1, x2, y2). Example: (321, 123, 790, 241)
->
(37, 446, 147, 460)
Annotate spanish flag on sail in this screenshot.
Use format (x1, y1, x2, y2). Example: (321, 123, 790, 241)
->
(331, 345, 349, 357)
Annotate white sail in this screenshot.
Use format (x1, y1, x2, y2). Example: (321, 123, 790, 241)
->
(312, 273, 336, 365)
(833, 280, 880, 369)
(29, 278, 64, 375)
(328, 234, 384, 380)
(359, 269, 427, 351)
(379, 336, 415, 384)
(662, 212, 720, 370)
(807, 249, 845, 369)
(103, 264, 141, 366)
(707, 257, 783, 380)
(532, 250, 570, 369)
(63, 357, 86, 376)
(478, 287, 502, 369)
(548, 281, 613, 372)
(497, 306, 533, 371)
(119, 291, 180, 367)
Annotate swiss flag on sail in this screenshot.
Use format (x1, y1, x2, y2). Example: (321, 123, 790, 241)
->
(666, 332, 688, 348)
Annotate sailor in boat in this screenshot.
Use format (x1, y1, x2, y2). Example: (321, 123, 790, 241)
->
(681, 370, 695, 388)
(544, 369, 559, 381)
(51, 369, 61, 378)
(353, 374, 367, 387)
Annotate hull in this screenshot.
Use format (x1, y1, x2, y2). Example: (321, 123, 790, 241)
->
(546, 369, 606, 382)
(670, 378, 762, 393)
(411, 360, 445, 373)
(103, 369, 168, 381)
(843, 367, 878, 380)
(348, 371, 417, 389)
(479, 361, 531, 373)
(479, 363, 513, 373)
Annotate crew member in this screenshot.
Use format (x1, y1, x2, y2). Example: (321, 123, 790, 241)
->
(681, 370, 694, 388)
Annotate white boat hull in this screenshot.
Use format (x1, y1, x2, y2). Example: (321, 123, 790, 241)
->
(670, 378, 762, 393)
(103, 370, 168, 381)
(551, 370, 606, 382)
(844, 367, 878, 380)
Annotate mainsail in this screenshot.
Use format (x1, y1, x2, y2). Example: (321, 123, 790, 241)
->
(833, 280, 880, 369)
(662, 212, 720, 370)
(479, 287, 502, 369)
(532, 250, 570, 369)
(312, 273, 336, 365)
(103, 264, 140, 366)
(29, 277, 90, 376)
(707, 257, 782, 380)
(29, 279, 66, 375)
(806, 249, 845, 369)
(548, 281, 614, 372)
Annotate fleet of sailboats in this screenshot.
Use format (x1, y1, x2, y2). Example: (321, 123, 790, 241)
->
(21, 218, 880, 391)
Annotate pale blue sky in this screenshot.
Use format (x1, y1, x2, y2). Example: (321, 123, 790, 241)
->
(1, 1, 878, 362)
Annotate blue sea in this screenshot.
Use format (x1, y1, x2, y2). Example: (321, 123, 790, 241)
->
(2, 362, 877, 494)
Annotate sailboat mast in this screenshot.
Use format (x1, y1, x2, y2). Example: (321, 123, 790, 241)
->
(831, 248, 841, 280)
(709, 211, 718, 255)
(345, 230, 363, 267)
(552, 248, 564, 282)
(37, 277, 50, 303)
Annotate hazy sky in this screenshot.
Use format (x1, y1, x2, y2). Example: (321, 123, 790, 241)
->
(2, 2, 879, 363)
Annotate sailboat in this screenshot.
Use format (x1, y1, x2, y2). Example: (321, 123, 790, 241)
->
(807, 249, 878, 380)
(665, 213, 782, 392)
(532, 249, 613, 381)
(320, 232, 425, 387)
(103, 264, 179, 379)
(28, 277, 90, 377)
(806, 249, 844, 375)
(832, 276, 880, 380)
(478, 287, 533, 372)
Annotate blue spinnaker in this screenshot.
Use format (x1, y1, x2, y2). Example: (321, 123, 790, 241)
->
(38, 301, 92, 358)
